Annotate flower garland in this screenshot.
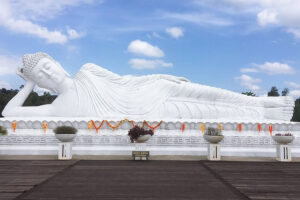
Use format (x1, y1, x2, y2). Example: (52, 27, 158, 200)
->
(219, 124, 222, 132)
(143, 120, 162, 131)
(201, 123, 205, 134)
(105, 120, 124, 131)
(181, 123, 185, 132)
(12, 121, 17, 133)
(91, 120, 104, 133)
(43, 122, 48, 133)
(88, 121, 93, 131)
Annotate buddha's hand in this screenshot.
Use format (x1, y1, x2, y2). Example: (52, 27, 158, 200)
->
(16, 67, 35, 89)
(16, 67, 28, 81)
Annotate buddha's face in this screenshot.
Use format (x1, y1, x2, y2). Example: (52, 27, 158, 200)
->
(31, 58, 68, 92)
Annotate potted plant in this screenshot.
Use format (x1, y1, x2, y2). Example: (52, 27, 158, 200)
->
(54, 126, 77, 142)
(203, 127, 224, 144)
(128, 126, 153, 143)
(0, 126, 7, 136)
(272, 133, 294, 145)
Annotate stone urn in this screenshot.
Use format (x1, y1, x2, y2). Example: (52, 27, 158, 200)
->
(203, 135, 224, 144)
(134, 135, 151, 143)
(55, 134, 77, 143)
(54, 126, 77, 143)
(272, 135, 295, 145)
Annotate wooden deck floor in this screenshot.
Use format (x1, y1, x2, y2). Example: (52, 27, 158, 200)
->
(0, 160, 299, 200)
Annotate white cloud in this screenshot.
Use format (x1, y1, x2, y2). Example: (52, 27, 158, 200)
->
(129, 58, 173, 70)
(162, 12, 233, 26)
(235, 74, 261, 91)
(255, 62, 295, 75)
(0, 0, 92, 44)
(3, 18, 68, 44)
(257, 9, 278, 26)
(11, 0, 97, 21)
(166, 27, 184, 39)
(287, 28, 300, 38)
(284, 81, 300, 89)
(0, 81, 11, 89)
(67, 28, 85, 40)
(0, 54, 20, 75)
(128, 40, 164, 58)
(290, 90, 300, 98)
(240, 67, 259, 73)
(67, 45, 80, 54)
(191, 0, 300, 38)
(218, 0, 300, 38)
(152, 32, 162, 39)
(241, 62, 295, 75)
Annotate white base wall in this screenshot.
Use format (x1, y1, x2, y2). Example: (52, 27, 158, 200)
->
(1, 118, 300, 160)
(1, 133, 300, 159)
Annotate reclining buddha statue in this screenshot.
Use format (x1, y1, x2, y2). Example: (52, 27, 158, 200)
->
(2, 52, 295, 121)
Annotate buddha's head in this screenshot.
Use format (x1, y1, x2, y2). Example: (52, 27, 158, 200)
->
(20, 52, 70, 92)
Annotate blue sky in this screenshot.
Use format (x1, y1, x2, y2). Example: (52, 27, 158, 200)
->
(0, 0, 300, 97)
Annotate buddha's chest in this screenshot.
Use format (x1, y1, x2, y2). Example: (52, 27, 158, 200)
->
(51, 90, 79, 116)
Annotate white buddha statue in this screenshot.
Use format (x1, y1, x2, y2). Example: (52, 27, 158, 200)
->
(2, 52, 295, 121)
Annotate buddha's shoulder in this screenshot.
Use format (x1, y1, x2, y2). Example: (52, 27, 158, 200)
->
(79, 63, 106, 72)
(77, 63, 120, 78)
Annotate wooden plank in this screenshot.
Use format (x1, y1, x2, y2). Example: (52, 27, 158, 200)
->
(17, 161, 245, 200)
(0, 160, 75, 200)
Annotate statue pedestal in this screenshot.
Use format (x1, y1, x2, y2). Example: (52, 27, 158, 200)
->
(132, 143, 149, 160)
(58, 143, 72, 160)
(208, 144, 221, 161)
(276, 145, 292, 162)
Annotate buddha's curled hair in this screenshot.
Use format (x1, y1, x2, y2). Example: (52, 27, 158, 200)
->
(21, 52, 55, 80)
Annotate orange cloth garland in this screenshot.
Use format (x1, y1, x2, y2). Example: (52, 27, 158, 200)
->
(269, 125, 273, 136)
(238, 123, 242, 132)
(42, 122, 48, 133)
(219, 124, 222, 132)
(91, 120, 104, 133)
(181, 123, 185, 132)
(258, 124, 261, 132)
(12, 121, 17, 132)
(131, 120, 135, 128)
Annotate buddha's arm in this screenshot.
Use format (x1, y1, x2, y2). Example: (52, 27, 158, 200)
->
(2, 81, 54, 117)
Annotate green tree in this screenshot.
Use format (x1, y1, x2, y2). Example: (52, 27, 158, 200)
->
(242, 91, 256, 96)
(268, 86, 279, 96)
(282, 88, 289, 96)
(292, 97, 300, 122)
(0, 87, 57, 117)
(0, 88, 18, 117)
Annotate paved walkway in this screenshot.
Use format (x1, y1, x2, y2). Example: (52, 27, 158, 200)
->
(0, 160, 299, 200)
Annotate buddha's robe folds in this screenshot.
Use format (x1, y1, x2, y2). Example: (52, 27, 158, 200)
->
(70, 63, 294, 121)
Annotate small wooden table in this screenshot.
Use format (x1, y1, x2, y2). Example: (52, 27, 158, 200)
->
(132, 151, 150, 160)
